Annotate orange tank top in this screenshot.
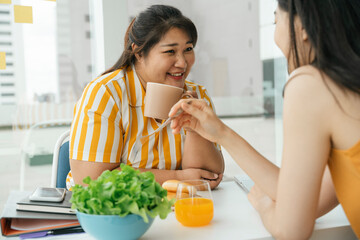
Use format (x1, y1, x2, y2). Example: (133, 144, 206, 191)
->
(328, 140, 360, 238)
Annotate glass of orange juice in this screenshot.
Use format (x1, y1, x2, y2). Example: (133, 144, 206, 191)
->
(174, 180, 213, 227)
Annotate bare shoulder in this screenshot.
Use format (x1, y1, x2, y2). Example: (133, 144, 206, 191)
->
(289, 65, 320, 79)
(282, 65, 337, 137)
(284, 65, 360, 150)
(284, 65, 333, 105)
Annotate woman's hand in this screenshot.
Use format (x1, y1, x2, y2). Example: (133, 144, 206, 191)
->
(177, 168, 223, 189)
(169, 99, 226, 143)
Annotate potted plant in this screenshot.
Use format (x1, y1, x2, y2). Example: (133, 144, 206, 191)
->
(71, 164, 174, 240)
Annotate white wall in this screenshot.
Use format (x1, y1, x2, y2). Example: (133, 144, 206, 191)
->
(89, 0, 128, 77)
(127, 0, 263, 117)
(0, 0, 285, 127)
(259, 0, 283, 60)
(57, 0, 92, 102)
(260, 0, 287, 165)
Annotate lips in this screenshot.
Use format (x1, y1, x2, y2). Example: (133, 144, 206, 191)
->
(168, 72, 184, 77)
(167, 72, 184, 80)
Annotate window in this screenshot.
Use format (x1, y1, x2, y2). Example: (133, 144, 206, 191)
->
(0, 0, 286, 212)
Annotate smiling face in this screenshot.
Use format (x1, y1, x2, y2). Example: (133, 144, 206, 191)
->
(134, 27, 195, 89)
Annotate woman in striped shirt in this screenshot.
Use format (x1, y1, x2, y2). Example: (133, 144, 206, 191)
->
(67, 5, 224, 190)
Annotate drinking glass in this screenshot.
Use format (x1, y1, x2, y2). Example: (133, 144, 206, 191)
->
(174, 180, 214, 227)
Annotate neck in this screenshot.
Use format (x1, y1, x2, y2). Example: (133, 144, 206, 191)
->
(134, 62, 147, 90)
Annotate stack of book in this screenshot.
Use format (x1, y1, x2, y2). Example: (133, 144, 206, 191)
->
(16, 190, 76, 215)
(1, 190, 82, 237)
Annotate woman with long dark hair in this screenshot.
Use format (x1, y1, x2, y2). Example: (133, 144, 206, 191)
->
(170, 0, 360, 238)
(68, 5, 224, 190)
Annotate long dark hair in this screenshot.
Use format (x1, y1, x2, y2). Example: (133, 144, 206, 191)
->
(102, 5, 198, 76)
(278, 0, 360, 95)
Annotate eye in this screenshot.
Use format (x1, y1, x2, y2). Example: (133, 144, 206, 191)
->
(185, 47, 193, 52)
(164, 50, 175, 54)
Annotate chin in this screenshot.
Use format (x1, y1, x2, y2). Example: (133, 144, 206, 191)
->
(165, 80, 185, 89)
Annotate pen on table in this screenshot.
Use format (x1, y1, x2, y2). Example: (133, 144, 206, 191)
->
(19, 227, 84, 239)
(50, 227, 84, 235)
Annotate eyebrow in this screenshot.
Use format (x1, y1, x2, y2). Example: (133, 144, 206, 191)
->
(160, 41, 193, 47)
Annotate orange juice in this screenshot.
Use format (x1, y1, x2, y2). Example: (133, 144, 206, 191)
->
(175, 198, 213, 227)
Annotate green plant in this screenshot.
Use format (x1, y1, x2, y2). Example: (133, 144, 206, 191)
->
(71, 164, 175, 223)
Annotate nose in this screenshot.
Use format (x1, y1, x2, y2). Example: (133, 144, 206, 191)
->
(174, 53, 187, 69)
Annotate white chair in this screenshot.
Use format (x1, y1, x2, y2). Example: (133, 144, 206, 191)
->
(50, 129, 71, 188)
(19, 119, 72, 191)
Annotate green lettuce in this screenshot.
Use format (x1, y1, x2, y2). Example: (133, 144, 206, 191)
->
(70, 164, 175, 223)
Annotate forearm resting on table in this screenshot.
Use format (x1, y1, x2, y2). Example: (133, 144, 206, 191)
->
(257, 176, 338, 240)
(70, 159, 120, 186)
(70, 159, 183, 186)
(182, 131, 224, 174)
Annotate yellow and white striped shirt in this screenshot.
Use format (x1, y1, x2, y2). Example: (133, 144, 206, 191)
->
(66, 66, 217, 189)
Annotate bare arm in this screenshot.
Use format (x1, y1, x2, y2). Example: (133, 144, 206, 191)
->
(247, 73, 336, 239)
(170, 100, 279, 198)
(218, 126, 338, 216)
(182, 130, 224, 174)
(217, 127, 279, 199)
(316, 166, 339, 217)
(169, 72, 339, 239)
(69, 160, 119, 186)
(70, 159, 220, 187)
(175, 90, 224, 188)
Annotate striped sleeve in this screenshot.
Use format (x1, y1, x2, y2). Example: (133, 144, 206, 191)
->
(69, 72, 122, 163)
(185, 82, 217, 113)
(199, 87, 216, 112)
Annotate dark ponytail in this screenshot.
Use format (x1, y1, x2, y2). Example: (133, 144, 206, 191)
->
(102, 5, 198, 76)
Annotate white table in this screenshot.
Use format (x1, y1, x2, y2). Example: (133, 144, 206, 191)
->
(142, 181, 356, 240)
(8, 181, 356, 240)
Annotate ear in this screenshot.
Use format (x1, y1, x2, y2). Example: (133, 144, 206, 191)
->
(294, 16, 308, 41)
(132, 43, 142, 62)
(301, 27, 308, 41)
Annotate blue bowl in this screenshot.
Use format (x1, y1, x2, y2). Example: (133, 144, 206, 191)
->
(76, 212, 154, 240)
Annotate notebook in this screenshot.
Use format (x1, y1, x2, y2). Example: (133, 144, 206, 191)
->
(16, 190, 75, 215)
(1, 191, 79, 237)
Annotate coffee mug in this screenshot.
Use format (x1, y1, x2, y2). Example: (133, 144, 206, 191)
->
(144, 82, 186, 120)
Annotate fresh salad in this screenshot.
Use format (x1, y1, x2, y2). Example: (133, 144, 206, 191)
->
(71, 164, 175, 223)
